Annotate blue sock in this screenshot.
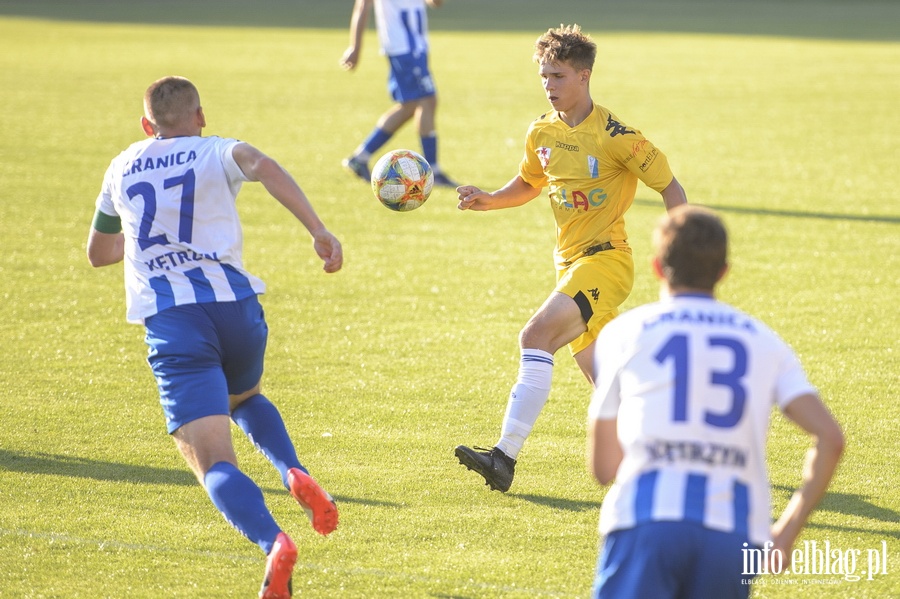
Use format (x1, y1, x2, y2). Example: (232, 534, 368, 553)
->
(232, 394, 307, 489)
(420, 133, 437, 167)
(361, 128, 393, 157)
(204, 461, 281, 554)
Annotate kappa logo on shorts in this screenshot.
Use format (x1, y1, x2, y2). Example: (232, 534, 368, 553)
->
(589, 288, 600, 302)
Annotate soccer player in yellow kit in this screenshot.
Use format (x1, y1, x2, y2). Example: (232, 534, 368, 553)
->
(455, 24, 688, 492)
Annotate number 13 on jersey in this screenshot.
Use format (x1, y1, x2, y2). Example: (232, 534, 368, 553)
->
(654, 333, 748, 429)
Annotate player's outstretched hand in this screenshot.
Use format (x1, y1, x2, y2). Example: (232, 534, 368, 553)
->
(312, 229, 343, 273)
(457, 185, 491, 211)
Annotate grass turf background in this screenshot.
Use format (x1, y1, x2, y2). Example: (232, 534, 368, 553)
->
(0, 1, 898, 597)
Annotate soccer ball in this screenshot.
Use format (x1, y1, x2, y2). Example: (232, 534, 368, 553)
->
(370, 149, 434, 212)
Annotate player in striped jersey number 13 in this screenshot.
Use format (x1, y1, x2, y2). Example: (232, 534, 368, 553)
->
(587, 205, 844, 598)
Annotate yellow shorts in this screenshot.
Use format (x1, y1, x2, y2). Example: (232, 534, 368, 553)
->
(556, 249, 634, 355)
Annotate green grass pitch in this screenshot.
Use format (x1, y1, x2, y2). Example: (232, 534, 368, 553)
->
(0, 1, 898, 597)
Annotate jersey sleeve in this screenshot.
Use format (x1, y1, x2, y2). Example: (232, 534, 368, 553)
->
(589, 371, 621, 420)
(92, 160, 122, 232)
(518, 122, 549, 188)
(774, 343, 818, 409)
(219, 138, 253, 188)
(588, 321, 629, 420)
(609, 130, 674, 193)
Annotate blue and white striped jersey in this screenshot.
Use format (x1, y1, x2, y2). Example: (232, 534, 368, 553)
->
(588, 294, 816, 546)
(374, 0, 430, 57)
(95, 135, 265, 323)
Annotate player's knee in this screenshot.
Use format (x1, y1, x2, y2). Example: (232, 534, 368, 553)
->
(229, 383, 262, 410)
(420, 95, 437, 110)
(519, 320, 551, 351)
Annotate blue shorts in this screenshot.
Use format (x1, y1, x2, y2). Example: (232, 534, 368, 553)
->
(387, 51, 435, 103)
(593, 521, 755, 599)
(144, 296, 268, 434)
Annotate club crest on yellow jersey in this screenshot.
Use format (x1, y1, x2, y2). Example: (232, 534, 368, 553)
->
(537, 146, 551, 169)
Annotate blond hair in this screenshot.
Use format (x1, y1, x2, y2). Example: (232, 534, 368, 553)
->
(143, 76, 200, 129)
(533, 24, 596, 71)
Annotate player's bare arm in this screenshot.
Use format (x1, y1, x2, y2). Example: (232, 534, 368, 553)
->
(232, 142, 343, 273)
(456, 175, 541, 211)
(587, 417, 623, 485)
(340, 0, 373, 70)
(769, 392, 845, 569)
(86, 228, 124, 267)
(660, 176, 688, 211)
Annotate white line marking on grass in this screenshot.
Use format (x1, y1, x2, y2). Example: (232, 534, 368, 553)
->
(2, 528, 570, 596)
(2, 527, 258, 562)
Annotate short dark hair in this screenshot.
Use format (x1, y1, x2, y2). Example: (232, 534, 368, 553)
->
(653, 205, 728, 290)
(533, 24, 596, 72)
(143, 76, 200, 129)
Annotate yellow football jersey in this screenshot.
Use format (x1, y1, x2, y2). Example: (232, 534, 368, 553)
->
(519, 103, 674, 268)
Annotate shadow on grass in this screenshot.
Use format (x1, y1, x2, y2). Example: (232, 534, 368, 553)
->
(634, 199, 900, 225)
(773, 484, 900, 540)
(0, 448, 197, 486)
(1, 0, 899, 42)
(516, 485, 900, 541)
(513, 493, 600, 513)
(0, 449, 401, 507)
(329, 494, 402, 508)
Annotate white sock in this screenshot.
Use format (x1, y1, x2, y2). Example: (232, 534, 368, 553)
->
(495, 349, 554, 460)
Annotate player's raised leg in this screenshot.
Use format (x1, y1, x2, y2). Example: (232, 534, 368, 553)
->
(343, 101, 416, 181)
(287, 468, 339, 536)
(173, 414, 298, 595)
(231, 393, 309, 485)
(456, 292, 587, 491)
(232, 393, 338, 536)
(414, 95, 457, 187)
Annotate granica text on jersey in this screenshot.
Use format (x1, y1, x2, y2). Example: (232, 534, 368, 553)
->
(123, 150, 197, 178)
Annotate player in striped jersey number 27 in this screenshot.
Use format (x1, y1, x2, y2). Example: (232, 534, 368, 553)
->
(87, 76, 342, 599)
(587, 205, 844, 599)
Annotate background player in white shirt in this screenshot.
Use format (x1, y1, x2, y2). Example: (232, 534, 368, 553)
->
(339, 0, 457, 186)
(587, 205, 844, 598)
(87, 76, 343, 599)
